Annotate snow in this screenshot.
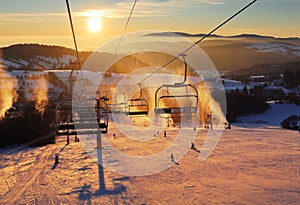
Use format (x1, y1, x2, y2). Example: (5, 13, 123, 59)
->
(60, 55, 75, 66)
(7, 70, 44, 77)
(37, 55, 75, 68)
(0, 103, 299, 204)
(0, 123, 299, 204)
(292, 51, 300, 56)
(36, 59, 52, 69)
(265, 86, 293, 94)
(37, 56, 58, 64)
(222, 78, 240, 84)
(222, 78, 261, 92)
(0, 68, 300, 203)
(237, 103, 300, 127)
(246, 42, 300, 56)
(47, 70, 71, 79)
(249, 75, 265, 79)
(0, 58, 23, 68)
(0, 55, 76, 69)
(14, 58, 29, 66)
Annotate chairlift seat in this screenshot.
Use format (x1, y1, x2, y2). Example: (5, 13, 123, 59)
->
(125, 98, 149, 116)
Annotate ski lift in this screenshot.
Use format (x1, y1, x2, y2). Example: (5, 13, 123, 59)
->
(110, 92, 127, 114)
(96, 98, 109, 134)
(56, 99, 77, 136)
(97, 90, 109, 102)
(154, 54, 198, 116)
(72, 96, 108, 134)
(125, 84, 149, 116)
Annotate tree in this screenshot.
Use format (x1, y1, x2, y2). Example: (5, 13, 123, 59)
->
(295, 69, 300, 86)
(52, 62, 57, 70)
(234, 87, 240, 94)
(226, 87, 268, 122)
(242, 86, 249, 96)
(283, 70, 295, 88)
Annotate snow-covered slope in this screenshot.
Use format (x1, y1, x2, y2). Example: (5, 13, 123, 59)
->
(0, 125, 299, 204)
(246, 42, 300, 57)
(0, 44, 78, 70)
(236, 103, 300, 126)
(0, 55, 75, 70)
(222, 78, 262, 92)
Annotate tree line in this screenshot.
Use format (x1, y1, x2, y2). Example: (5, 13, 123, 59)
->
(226, 86, 269, 122)
(283, 69, 300, 88)
(0, 102, 56, 148)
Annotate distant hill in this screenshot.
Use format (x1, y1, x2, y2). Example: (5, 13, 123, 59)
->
(146, 32, 300, 42)
(226, 60, 300, 77)
(0, 44, 92, 70)
(1, 34, 300, 75)
(145, 32, 222, 38)
(201, 41, 300, 72)
(1, 44, 75, 58)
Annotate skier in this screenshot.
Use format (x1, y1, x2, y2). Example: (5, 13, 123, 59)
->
(190, 142, 200, 153)
(191, 142, 196, 150)
(170, 153, 174, 162)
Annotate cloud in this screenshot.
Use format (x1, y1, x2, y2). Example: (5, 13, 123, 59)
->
(80, 0, 229, 19)
(0, 13, 67, 23)
(0, 0, 250, 23)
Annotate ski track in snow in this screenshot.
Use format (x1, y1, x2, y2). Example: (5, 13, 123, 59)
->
(1, 144, 62, 204)
(0, 124, 299, 204)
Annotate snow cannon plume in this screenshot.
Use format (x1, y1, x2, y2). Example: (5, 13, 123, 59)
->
(197, 82, 227, 128)
(0, 69, 18, 119)
(196, 81, 227, 162)
(33, 76, 48, 115)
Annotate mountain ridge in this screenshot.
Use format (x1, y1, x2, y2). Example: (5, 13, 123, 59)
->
(1, 34, 300, 73)
(146, 32, 300, 41)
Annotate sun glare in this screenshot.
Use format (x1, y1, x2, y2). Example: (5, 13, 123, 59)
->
(88, 17, 102, 33)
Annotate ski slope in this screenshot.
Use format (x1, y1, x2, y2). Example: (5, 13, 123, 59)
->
(237, 103, 300, 127)
(0, 123, 299, 204)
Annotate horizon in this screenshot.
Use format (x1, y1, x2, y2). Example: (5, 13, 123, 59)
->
(1, 32, 299, 52)
(0, 0, 299, 51)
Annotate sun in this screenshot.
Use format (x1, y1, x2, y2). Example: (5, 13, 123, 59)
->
(87, 17, 102, 33)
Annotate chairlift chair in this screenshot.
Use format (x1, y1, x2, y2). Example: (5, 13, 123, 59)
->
(95, 98, 109, 134)
(71, 94, 109, 134)
(96, 90, 109, 102)
(125, 84, 149, 116)
(56, 99, 77, 136)
(154, 54, 199, 116)
(110, 92, 127, 114)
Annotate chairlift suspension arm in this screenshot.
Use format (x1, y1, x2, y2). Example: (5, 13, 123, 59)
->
(139, 83, 142, 100)
(134, 83, 143, 100)
(123, 92, 126, 103)
(176, 54, 187, 85)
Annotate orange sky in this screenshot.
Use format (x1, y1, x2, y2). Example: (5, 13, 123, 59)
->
(0, 0, 299, 51)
